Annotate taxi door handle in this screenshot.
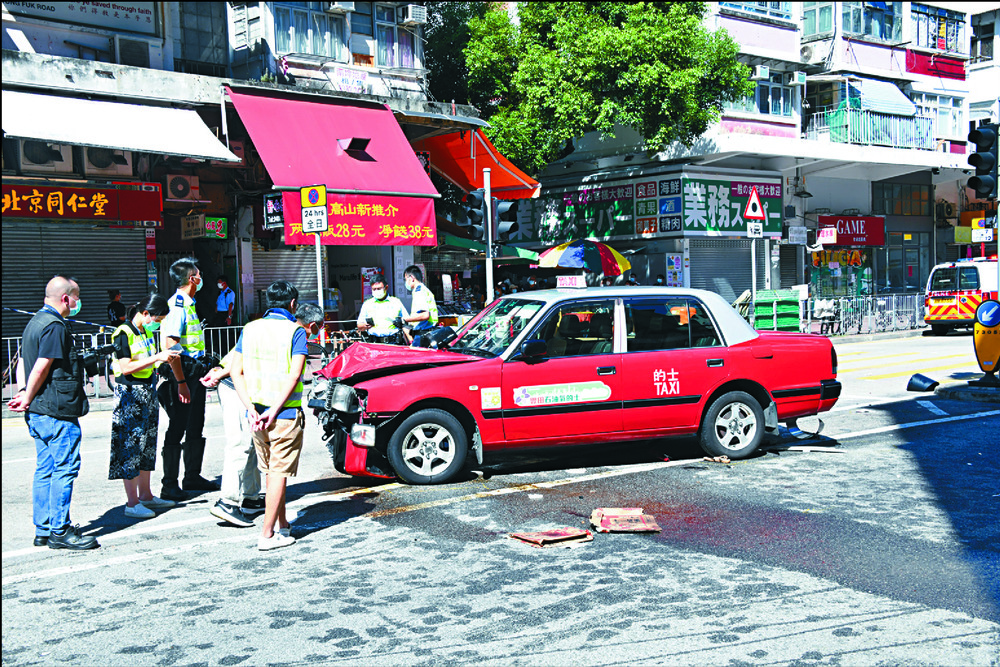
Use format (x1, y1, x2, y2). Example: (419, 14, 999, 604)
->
(597, 366, 616, 375)
(707, 359, 724, 368)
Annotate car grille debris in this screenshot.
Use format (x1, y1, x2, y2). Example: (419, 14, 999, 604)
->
(508, 527, 594, 548)
(590, 507, 661, 533)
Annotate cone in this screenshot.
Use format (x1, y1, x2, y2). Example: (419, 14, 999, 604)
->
(906, 374, 939, 392)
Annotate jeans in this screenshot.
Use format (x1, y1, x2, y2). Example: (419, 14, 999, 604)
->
(217, 382, 260, 504)
(27, 412, 82, 537)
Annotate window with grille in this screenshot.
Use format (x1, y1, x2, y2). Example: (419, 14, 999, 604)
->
(912, 4, 966, 54)
(872, 183, 931, 217)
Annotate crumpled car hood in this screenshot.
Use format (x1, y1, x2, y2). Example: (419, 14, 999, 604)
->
(316, 342, 480, 383)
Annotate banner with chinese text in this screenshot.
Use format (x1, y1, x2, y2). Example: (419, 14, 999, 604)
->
(2, 183, 162, 225)
(281, 191, 436, 246)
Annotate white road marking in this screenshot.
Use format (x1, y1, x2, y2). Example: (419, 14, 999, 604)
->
(4, 410, 998, 582)
(916, 400, 949, 416)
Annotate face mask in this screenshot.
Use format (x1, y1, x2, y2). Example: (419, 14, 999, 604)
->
(372, 289, 386, 300)
(144, 320, 160, 332)
(194, 277, 204, 292)
(656, 279, 664, 285)
(68, 298, 82, 317)
(218, 283, 225, 290)
(405, 284, 413, 294)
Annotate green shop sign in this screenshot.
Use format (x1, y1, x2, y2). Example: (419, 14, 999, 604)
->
(511, 174, 781, 245)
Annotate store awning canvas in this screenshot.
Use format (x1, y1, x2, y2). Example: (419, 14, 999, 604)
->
(227, 87, 438, 246)
(1, 90, 240, 162)
(440, 233, 539, 260)
(846, 78, 917, 116)
(413, 129, 540, 199)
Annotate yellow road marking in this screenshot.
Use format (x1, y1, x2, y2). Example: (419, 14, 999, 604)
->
(862, 362, 981, 380)
(837, 351, 920, 358)
(838, 354, 969, 373)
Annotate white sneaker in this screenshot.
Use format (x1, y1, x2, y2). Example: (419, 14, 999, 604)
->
(124, 503, 156, 519)
(139, 496, 176, 509)
(258, 531, 295, 551)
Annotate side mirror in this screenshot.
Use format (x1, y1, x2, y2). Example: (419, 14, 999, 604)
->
(517, 339, 547, 360)
(422, 326, 458, 349)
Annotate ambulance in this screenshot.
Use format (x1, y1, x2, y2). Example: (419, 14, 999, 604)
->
(924, 257, 999, 335)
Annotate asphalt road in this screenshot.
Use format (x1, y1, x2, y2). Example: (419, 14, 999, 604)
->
(2, 330, 998, 666)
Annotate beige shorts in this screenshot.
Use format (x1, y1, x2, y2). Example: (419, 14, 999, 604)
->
(252, 411, 304, 477)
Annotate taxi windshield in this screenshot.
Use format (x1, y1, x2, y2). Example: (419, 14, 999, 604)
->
(450, 298, 544, 357)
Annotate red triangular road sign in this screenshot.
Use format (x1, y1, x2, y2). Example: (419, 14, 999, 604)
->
(744, 185, 766, 220)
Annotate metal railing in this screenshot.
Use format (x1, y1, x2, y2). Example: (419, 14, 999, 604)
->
(801, 293, 925, 336)
(805, 108, 936, 150)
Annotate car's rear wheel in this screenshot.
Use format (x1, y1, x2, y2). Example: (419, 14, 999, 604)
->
(930, 323, 949, 336)
(700, 391, 764, 459)
(387, 409, 468, 484)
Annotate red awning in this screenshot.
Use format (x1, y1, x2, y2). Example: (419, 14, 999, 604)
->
(413, 129, 540, 199)
(227, 87, 435, 196)
(226, 87, 438, 245)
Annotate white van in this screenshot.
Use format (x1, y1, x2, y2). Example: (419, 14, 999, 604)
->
(924, 257, 999, 335)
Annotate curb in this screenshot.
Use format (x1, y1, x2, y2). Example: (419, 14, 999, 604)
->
(935, 385, 1000, 404)
(828, 328, 929, 345)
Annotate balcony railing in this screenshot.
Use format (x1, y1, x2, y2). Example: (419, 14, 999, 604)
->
(804, 108, 936, 150)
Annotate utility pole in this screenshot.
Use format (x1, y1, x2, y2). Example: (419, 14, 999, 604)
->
(484, 167, 494, 304)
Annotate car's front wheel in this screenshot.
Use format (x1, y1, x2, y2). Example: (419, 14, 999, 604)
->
(387, 409, 468, 484)
(700, 391, 764, 459)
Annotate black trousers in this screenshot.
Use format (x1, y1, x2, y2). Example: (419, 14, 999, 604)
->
(161, 377, 207, 488)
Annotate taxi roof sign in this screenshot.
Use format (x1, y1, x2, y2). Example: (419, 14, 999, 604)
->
(743, 185, 766, 221)
(301, 185, 326, 208)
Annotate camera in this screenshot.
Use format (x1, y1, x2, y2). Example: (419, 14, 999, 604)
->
(75, 344, 115, 377)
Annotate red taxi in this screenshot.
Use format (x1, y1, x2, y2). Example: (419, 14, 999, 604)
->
(309, 287, 841, 484)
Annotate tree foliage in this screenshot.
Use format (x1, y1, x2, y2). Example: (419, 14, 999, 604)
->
(464, 2, 755, 175)
(424, 2, 490, 108)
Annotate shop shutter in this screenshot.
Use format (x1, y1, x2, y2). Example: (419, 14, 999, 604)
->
(779, 243, 800, 288)
(688, 239, 766, 303)
(251, 244, 323, 314)
(2, 221, 149, 339)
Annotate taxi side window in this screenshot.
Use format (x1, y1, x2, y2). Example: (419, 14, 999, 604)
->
(959, 267, 980, 290)
(625, 298, 721, 351)
(537, 300, 616, 358)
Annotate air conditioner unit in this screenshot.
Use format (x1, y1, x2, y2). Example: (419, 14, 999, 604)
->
(400, 4, 427, 25)
(751, 65, 770, 81)
(166, 174, 201, 200)
(800, 44, 817, 63)
(115, 35, 151, 68)
(326, 1, 354, 13)
(17, 140, 74, 175)
(935, 201, 956, 220)
(83, 147, 132, 177)
(786, 71, 807, 87)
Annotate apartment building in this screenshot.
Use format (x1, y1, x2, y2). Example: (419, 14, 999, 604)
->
(525, 2, 998, 300)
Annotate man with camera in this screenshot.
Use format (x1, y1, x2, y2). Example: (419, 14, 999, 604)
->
(8, 275, 99, 550)
(356, 275, 408, 345)
(159, 257, 218, 501)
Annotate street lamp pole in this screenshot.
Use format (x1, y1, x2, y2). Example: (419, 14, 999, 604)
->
(484, 167, 494, 304)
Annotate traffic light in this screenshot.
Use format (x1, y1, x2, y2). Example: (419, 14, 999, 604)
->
(967, 123, 998, 200)
(494, 199, 519, 241)
(460, 188, 486, 241)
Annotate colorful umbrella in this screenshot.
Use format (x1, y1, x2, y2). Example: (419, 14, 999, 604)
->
(537, 239, 631, 276)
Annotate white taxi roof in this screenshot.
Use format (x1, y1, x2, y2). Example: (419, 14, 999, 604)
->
(499, 286, 759, 346)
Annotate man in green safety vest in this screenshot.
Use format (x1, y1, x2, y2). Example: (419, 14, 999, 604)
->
(230, 281, 324, 551)
(401, 264, 439, 346)
(159, 257, 216, 501)
(356, 275, 408, 344)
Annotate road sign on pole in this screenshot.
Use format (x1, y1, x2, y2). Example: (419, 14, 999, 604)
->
(747, 222, 764, 238)
(744, 186, 766, 221)
(300, 185, 328, 344)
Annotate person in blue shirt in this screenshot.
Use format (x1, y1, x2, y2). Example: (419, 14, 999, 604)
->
(230, 282, 323, 551)
(400, 265, 439, 347)
(159, 257, 215, 500)
(213, 276, 236, 328)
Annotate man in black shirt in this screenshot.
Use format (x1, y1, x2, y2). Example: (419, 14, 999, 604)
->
(107, 289, 126, 326)
(8, 275, 99, 550)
